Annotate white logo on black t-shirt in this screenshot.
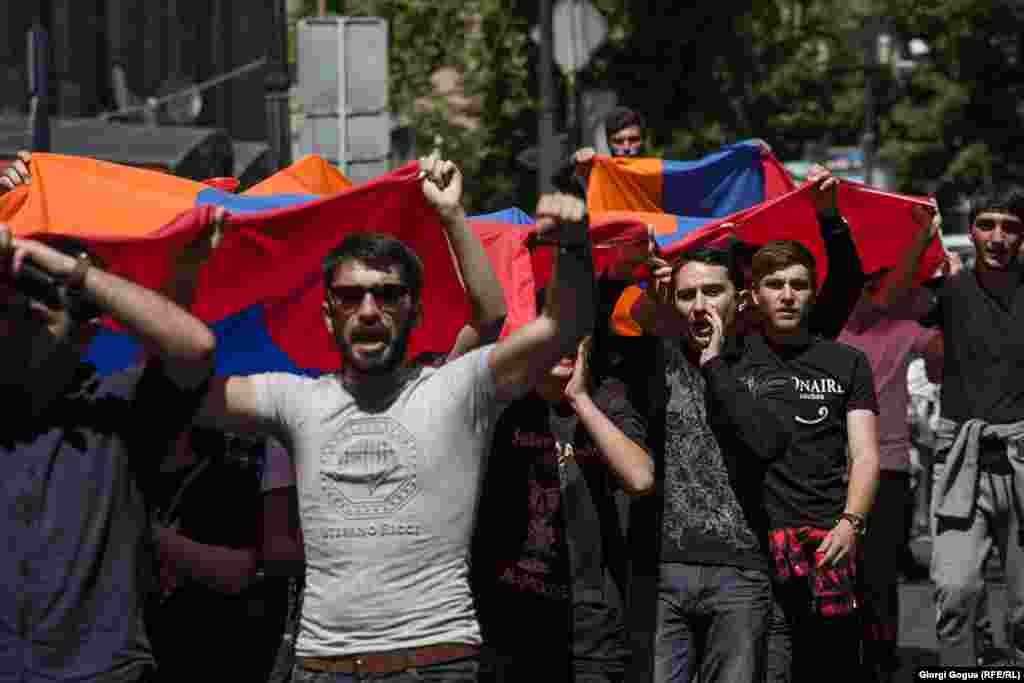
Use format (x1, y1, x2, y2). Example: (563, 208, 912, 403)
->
(320, 416, 420, 519)
(794, 406, 829, 425)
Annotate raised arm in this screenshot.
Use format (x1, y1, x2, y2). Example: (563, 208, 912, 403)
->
(564, 337, 654, 496)
(0, 225, 215, 389)
(805, 166, 866, 339)
(878, 204, 940, 309)
(488, 194, 596, 402)
(194, 374, 278, 437)
(419, 154, 508, 361)
(698, 306, 790, 461)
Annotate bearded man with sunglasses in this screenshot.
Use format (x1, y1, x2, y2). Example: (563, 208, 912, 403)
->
(193, 156, 597, 682)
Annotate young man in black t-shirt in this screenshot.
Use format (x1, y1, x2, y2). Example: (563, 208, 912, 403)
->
(731, 239, 880, 683)
(881, 187, 1024, 667)
(473, 319, 654, 682)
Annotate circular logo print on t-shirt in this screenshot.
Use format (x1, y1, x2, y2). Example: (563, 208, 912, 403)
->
(319, 416, 420, 519)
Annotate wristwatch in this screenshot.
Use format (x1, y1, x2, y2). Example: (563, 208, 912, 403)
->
(837, 511, 866, 536)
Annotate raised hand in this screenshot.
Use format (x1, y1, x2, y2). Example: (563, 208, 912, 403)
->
(910, 202, 941, 247)
(0, 223, 77, 280)
(807, 164, 839, 215)
(179, 207, 226, 271)
(534, 192, 586, 240)
(419, 152, 463, 221)
(698, 305, 725, 366)
(0, 151, 31, 194)
(564, 336, 592, 404)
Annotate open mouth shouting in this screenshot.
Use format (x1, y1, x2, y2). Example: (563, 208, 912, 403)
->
(690, 317, 713, 339)
(350, 329, 391, 355)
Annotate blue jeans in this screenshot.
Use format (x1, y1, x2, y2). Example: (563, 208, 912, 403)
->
(292, 656, 479, 683)
(653, 562, 772, 683)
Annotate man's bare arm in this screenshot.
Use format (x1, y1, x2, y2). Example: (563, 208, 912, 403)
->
(441, 207, 507, 360)
(1, 226, 215, 389)
(879, 205, 940, 309)
(419, 154, 508, 361)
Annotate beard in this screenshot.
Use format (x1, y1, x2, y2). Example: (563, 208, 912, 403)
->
(337, 317, 415, 376)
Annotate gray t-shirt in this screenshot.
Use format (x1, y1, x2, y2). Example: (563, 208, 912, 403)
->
(249, 346, 504, 656)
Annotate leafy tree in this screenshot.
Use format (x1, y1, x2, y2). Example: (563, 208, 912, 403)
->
(879, 1, 1024, 196)
(292, 0, 537, 212)
(291, 1, 1024, 212)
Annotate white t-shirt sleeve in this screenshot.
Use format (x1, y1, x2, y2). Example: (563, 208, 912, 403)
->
(260, 437, 295, 493)
(433, 344, 504, 435)
(248, 372, 305, 437)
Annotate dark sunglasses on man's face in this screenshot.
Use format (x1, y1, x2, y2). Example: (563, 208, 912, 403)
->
(329, 284, 411, 312)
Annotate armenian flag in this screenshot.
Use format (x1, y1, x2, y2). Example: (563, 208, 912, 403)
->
(1, 153, 536, 376)
(585, 143, 945, 334)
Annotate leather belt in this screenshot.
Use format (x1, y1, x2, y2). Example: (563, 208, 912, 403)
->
(299, 643, 479, 675)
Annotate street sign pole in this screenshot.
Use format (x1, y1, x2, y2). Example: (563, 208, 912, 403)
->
(27, 24, 51, 153)
(538, 0, 558, 194)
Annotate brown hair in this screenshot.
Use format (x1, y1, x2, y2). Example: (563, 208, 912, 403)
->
(750, 240, 817, 291)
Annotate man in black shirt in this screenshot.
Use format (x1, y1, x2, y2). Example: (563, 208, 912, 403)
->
(732, 239, 880, 683)
(0, 218, 216, 683)
(648, 246, 792, 683)
(881, 187, 1024, 667)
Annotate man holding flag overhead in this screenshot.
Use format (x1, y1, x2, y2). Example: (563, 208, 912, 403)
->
(0, 199, 217, 679)
(881, 188, 1024, 668)
(193, 156, 597, 681)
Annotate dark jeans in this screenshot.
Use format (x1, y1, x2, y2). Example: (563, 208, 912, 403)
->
(763, 580, 862, 683)
(292, 657, 479, 683)
(653, 562, 772, 683)
(859, 471, 910, 677)
(481, 652, 624, 683)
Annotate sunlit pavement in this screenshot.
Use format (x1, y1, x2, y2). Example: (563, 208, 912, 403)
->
(898, 536, 1014, 675)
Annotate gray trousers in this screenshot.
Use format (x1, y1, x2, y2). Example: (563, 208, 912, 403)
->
(931, 462, 1024, 665)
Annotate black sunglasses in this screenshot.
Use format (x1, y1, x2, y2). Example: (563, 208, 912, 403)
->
(328, 284, 411, 312)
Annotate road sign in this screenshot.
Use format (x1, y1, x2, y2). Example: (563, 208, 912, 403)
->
(297, 16, 390, 184)
(531, 0, 608, 74)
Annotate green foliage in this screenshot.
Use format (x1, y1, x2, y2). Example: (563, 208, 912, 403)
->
(290, 0, 1024, 209)
(878, 0, 1024, 193)
(293, 0, 535, 212)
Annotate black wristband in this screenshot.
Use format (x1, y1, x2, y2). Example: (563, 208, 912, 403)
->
(526, 219, 591, 250)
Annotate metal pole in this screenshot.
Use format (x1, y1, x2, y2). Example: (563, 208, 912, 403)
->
(265, 0, 292, 171)
(862, 20, 878, 187)
(538, 0, 557, 194)
(27, 24, 51, 153)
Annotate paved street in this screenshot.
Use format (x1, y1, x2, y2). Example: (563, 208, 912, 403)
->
(897, 538, 1012, 677)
